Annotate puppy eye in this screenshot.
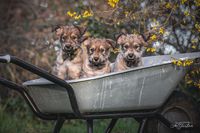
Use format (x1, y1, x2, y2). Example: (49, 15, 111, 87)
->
(100, 48, 105, 53)
(135, 45, 140, 50)
(124, 45, 129, 49)
(71, 35, 77, 40)
(90, 48, 94, 53)
(61, 36, 67, 41)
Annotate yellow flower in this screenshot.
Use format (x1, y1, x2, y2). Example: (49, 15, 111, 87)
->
(82, 10, 93, 18)
(108, 0, 119, 8)
(159, 27, 165, 34)
(191, 45, 197, 49)
(180, 59, 193, 66)
(186, 80, 193, 84)
(182, 62, 187, 67)
(186, 68, 200, 89)
(165, 2, 172, 9)
(124, 11, 129, 17)
(74, 15, 81, 20)
(172, 59, 177, 65)
(195, 0, 200, 6)
(177, 60, 182, 66)
(173, 4, 179, 9)
(184, 10, 190, 16)
(150, 34, 157, 41)
(181, 0, 188, 4)
(146, 48, 150, 52)
(151, 48, 156, 52)
(146, 47, 156, 53)
(194, 81, 200, 88)
(195, 23, 200, 32)
(191, 39, 198, 43)
(67, 11, 77, 17)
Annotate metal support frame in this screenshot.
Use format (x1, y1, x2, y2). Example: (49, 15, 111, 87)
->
(0, 54, 197, 133)
(0, 55, 81, 116)
(137, 118, 147, 133)
(105, 119, 118, 133)
(53, 118, 65, 133)
(87, 119, 93, 133)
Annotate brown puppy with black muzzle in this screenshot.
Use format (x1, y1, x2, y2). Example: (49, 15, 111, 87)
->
(82, 38, 115, 78)
(52, 25, 87, 80)
(114, 34, 148, 72)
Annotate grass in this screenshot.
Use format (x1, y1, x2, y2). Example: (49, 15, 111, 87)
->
(0, 97, 139, 133)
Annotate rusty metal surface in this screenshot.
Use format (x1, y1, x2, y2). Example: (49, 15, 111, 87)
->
(23, 52, 200, 113)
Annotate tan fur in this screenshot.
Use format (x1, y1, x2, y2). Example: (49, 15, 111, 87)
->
(82, 38, 114, 78)
(52, 25, 87, 80)
(54, 49, 82, 80)
(114, 34, 147, 72)
(82, 59, 111, 77)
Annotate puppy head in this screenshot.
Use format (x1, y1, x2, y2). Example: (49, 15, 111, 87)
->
(83, 38, 115, 67)
(53, 25, 87, 53)
(116, 34, 147, 64)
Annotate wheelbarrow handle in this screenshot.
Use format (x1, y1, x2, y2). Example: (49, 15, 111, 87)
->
(0, 54, 81, 116)
(0, 54, 11, 63)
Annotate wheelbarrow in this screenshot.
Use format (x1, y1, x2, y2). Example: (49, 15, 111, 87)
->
(0, 52, 200, 133)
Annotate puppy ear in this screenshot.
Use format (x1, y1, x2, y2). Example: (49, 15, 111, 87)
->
(115, 33, 126, 45)
(73, 25, 87, 36)
(106, 39, 116, 49)
(79, 35, 89, 43)
(79, 32, 90, 43)
(52, 25, 64, 37)
(82, 38, 91, 47)
(138, 35, 148, 46)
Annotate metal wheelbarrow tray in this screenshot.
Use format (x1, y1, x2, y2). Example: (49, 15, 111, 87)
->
(0, 52, 200, 133)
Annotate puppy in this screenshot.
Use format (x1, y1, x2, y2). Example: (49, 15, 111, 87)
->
(82, 38, 115, 78)
(114, 34, 148, 72)
(52, 25, 87, 80)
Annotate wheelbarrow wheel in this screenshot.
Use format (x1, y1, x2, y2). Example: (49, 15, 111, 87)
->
(144, 91, 200, 133)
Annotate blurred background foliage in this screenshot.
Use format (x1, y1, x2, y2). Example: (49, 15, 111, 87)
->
(0, 0, 200, 132)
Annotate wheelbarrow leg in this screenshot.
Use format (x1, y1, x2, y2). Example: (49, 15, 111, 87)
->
(105, 119, 118, 133)
(137, 118, 147, 133)
(53, 118, 65, 133)
(87, 119, 93, 133)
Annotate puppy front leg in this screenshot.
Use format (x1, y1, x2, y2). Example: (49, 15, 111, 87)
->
(57, 64, 68, 80)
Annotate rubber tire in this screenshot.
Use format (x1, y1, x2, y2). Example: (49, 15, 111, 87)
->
(144, 91, 200, 133)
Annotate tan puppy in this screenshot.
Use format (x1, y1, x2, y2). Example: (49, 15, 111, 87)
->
(52, 25, 87, 80)
(114, 34, 148, 72)
(82, 38, 115, 78)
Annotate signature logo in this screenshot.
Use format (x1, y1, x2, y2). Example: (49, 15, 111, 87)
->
(171, 122, 193, 130)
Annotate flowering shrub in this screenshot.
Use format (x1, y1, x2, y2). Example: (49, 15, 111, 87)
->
(171, 58, 200, 89)
(185, 68, 200, 89)
(171, 58, 194, 67)
(67, 10, 93, 20)
(107, 0, 119, 8)
(146, 47, 156, 53)
(63, 0, 200, 89)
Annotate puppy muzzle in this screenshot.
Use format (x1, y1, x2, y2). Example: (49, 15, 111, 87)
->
(63, 44, 73, 52)
(61, 44, 80, 61)
(89, 58, 105, 68)
(126, 53, 136, 61)
(124, 56, 140, 67)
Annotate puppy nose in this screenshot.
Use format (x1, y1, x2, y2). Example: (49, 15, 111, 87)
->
(93, 57, 99, 62)
(64, 45, 71, 50)
(128, 53, 134, 58)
